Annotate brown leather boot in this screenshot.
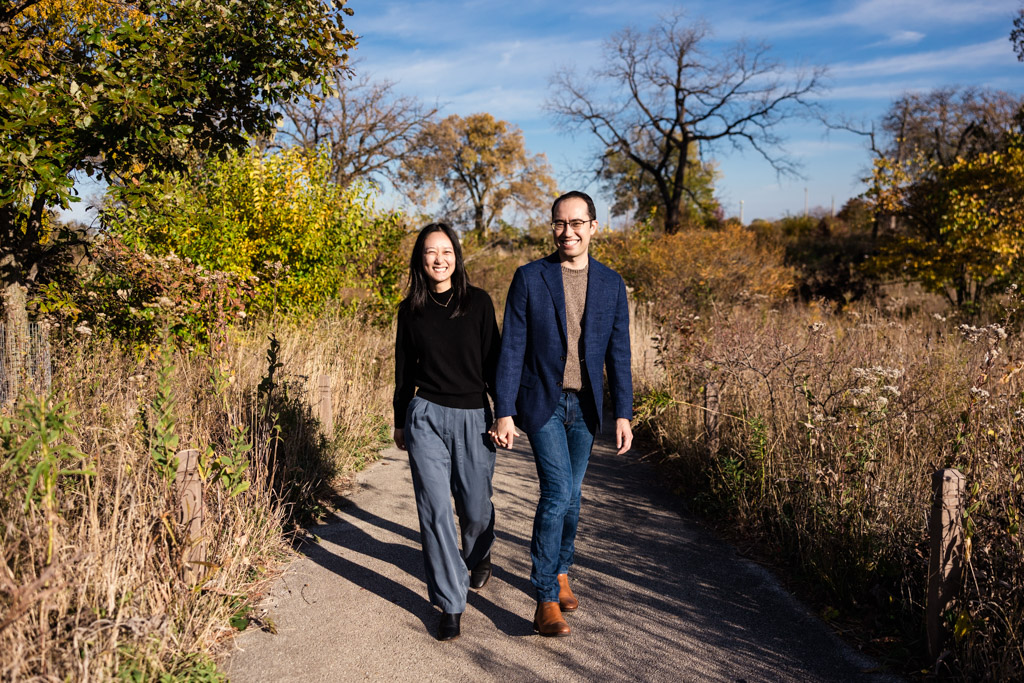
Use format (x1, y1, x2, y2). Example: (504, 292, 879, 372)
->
(533, 601, 570, 637)
(557, 573, 579, 612)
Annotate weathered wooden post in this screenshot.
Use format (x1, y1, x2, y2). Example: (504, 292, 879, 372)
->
(704, 381, 720, 457)
(317, 373, 334, 437)
(927, 468, 966, 663)
(175, 448, 206, 584)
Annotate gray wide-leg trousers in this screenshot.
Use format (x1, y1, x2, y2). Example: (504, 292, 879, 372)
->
(405, 396, 496, 613)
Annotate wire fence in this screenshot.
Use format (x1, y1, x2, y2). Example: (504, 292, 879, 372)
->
(0, 322, 53, 405)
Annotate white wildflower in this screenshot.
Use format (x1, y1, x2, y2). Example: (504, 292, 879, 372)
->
(75, 323, 92, 336)
(959, 324, 983, 343)
(970, 387, 990, 399)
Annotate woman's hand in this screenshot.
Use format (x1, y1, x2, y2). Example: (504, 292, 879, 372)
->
(393, 428, 406, 450)
(489, 416, 518, 449)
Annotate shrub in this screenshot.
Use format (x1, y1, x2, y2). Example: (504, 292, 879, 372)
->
(591, 224, 796, 331)
(106, 145, 409, 319)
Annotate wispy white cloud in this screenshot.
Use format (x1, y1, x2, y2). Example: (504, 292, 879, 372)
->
(713, 0, 1018, 40)
(341, 0, 1023, 220)
(868, 30, 925, 47)
(832, 39, 1014, 78)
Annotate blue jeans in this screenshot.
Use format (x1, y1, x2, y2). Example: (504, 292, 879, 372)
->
(528, 391, 597, 603)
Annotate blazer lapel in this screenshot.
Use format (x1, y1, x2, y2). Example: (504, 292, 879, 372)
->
(540, 254, 567, 345)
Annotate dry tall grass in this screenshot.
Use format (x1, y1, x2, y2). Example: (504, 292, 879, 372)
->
(641, 298, 1024, 678)
(0, 313, 393, 680)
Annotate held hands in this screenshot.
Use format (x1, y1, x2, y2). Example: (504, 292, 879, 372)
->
(489, 416, 519, 449)
(489, 416, 631, 454)
(615, 418, 633, 455)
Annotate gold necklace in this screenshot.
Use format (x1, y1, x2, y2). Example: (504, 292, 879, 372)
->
(428, 289, 454, 307)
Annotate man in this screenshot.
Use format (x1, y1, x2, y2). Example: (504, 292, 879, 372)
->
(491, 190, 633, 637)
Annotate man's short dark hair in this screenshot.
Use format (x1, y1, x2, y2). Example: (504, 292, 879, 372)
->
(551, 191, 596, 222)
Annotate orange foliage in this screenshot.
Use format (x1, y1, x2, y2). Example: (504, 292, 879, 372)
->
(592, 225, 796, 317)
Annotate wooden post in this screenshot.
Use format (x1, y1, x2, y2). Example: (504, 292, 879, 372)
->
(175, 449, 205, 584)
(704, 381, 720, 457)
(317, 373, 334, 437)
(927, 468, 966, 663)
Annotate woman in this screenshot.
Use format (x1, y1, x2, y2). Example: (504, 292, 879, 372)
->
(393, 223, 501, 642)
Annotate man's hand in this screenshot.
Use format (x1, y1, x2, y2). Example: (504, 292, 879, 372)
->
(615, 418, 633, 455)
(489, 416, 519, 449)
(393, 427, 406, 450)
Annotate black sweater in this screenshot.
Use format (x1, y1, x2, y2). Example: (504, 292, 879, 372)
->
(393, 286, 501, 429)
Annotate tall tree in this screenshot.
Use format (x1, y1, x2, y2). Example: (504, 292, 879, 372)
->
(546, 11, 826, 234)
(275, 68, 438, 189)
(828, 87, 1024, 237)
(867, 143, 1024, 309)
(600, 138, 720, 228)
(399, 113, 556, 237)
(0, 0, 356, 332)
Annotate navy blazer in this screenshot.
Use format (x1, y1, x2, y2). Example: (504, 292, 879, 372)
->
(495, 252, 632, 435)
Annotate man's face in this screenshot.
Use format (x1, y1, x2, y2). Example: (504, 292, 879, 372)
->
(551, 197, 597, 263)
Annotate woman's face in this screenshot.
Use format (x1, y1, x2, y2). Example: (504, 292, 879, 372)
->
(422, 231, 456, 291)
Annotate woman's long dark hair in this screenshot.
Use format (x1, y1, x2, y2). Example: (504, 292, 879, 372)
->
(402, 222, 469, 317)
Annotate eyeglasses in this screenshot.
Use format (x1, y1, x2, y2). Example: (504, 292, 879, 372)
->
(551, 219, 592, 232)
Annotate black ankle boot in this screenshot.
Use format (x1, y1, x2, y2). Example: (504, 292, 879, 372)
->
(469, 555, 492, 590)
(437, 612, 461, 641)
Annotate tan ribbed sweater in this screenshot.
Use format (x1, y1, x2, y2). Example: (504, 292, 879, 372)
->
(562, 264, 588, 391)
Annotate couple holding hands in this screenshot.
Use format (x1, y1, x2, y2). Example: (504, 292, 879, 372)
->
(392, 191, 633, 642)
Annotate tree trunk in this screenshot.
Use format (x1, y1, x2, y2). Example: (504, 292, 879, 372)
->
(473, 203, 486, 239)
(663, 201, 682, 234)
(2, 273, 30, 403)
(1, 200, 35, 403)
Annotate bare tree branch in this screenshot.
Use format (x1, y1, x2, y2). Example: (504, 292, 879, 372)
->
(546, 10, 827, 233)
(275, 67, 438, 189)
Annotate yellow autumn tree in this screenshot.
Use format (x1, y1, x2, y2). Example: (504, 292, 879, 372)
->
(867, 144, 1024, 309)
(399, 113, 557, 238)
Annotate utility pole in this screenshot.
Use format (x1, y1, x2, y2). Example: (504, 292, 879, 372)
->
(804, 188, 808, 217)
(739, 200, 744, 225)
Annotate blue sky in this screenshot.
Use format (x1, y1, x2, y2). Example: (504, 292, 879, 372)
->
(345, 0, 1023, 224)
(62, 0, 1022, 226)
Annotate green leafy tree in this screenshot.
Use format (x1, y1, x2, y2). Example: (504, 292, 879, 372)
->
(108, 145, 408, 317)
(399, 112, 557, 238)
(0, 0, 356, 331)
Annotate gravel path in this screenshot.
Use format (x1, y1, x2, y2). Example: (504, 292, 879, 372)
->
(222, 430, 901, 682)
